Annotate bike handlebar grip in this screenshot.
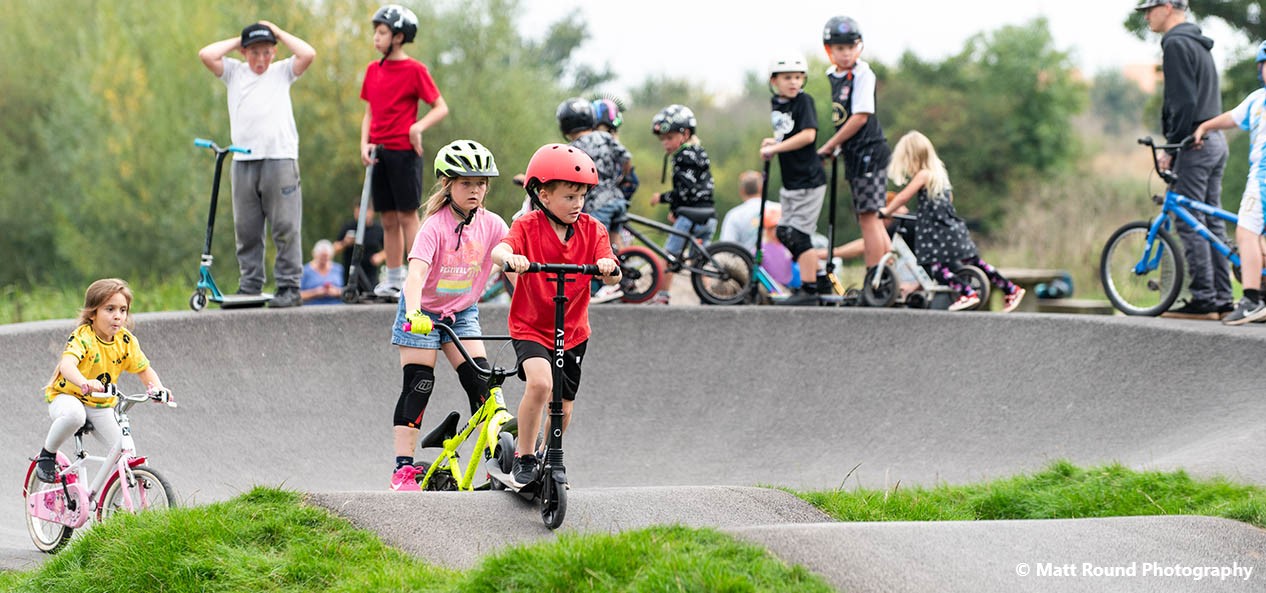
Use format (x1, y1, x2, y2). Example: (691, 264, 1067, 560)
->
(524, 262, 608, 275)
(194, 138, 214, 148)
(403, 310, 434, 335)
(229, 146, 252, 154)
(1180, 135, 1195, 148)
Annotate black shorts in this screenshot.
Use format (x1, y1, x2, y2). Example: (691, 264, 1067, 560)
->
(513, 339, 587, 401)
(372, 148, 423, 213)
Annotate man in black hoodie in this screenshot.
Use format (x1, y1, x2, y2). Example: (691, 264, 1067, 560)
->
(1138, 0, 1233, 319)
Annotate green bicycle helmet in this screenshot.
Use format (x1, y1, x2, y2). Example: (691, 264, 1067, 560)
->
(434, 140, 499, 178)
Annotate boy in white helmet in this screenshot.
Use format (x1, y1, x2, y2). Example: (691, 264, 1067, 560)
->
(761, 54, 827, 306)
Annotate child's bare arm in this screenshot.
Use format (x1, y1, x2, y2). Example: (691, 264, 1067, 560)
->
(403, 259, 431, 313)
(137, 367, 167, 394)
(259, 21, 316, 76)
(760, 128, 817, 159)
(56, 354, 100, 393)
(361, 106, 374, 166)
(198, 37, 240, 77)
(818, 113, 868, 157)
(1194, 112, 1235, 147)
(493, 242, 528, 272)
(409, 96, 450, 156)
(881, 170, 928, 217)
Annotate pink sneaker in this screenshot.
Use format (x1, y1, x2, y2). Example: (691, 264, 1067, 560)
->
(390, 465, 421, 491)
(1002, 287, 1027, 313)
(948, 293, 981, 312)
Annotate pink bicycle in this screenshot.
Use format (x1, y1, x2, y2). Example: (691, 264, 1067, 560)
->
(22, 385, 178, 553)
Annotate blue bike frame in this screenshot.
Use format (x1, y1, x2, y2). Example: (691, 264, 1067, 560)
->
(1141, 188, 1247, 275)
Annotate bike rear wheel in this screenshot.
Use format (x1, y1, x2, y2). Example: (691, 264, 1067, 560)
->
(1101, 221, 1183, 316)
(953, 265, 991, 311)
(98, 466, 175, 521)
(691, 242, 754, 306)
(617, 246, 662, 303)
(24, 463, 72, 553)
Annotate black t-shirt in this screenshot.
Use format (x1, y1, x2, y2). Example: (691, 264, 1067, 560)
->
(771, 92, 827, 190)
(338, 218, 384, 285)
(827, 63, 891, 178)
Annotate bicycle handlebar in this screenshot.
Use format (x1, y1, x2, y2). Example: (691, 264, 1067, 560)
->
(96, 384, 178, 410)
(194, 138, 251, 155)
(1137, 135, 1194, 183)
(399, 320, 516, 378)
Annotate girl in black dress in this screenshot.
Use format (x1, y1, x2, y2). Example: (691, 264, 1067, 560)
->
(881, 131, 1025, 312)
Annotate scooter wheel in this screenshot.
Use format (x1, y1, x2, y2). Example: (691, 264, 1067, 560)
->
(341, 285, 359, 304)
(189, 291, 208, 311)
(541, 477, 567, 530)
(906, 291, 928, 309)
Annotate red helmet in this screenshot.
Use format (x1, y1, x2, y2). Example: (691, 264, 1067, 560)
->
(524, 143, 598, 189)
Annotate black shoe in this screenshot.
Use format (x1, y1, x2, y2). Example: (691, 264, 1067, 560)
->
(1217, 301, 1236, 316)
(270, 287, 302, 308)
(1161, 299, 1218, 320)
(777, 289, 820, 307)
(34, 450, 58, 483)
(510, 454, 539, 488)
(816, 275, 833, 295)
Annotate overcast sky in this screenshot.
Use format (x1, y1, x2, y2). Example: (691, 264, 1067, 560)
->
(516, 0, 1248, 97)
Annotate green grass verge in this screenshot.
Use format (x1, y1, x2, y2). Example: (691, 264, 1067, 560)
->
(1, 487, 832, 593)
(0, 278, 195, 325)
(797, 460, 1266, 527)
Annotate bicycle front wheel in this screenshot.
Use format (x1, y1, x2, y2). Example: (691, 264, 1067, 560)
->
(1100, 221, 1183, 316)
(24, 464, 72, 553)
(691, 242, 754, 306)
(98, 466, 176, 521)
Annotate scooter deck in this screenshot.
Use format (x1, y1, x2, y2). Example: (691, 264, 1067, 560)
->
(218, 293, 272, 309)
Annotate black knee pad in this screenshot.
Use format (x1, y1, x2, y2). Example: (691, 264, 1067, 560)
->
(393, 364, 434, 428)
(456, 358, 490, 415)
(776, 225, 814, 259)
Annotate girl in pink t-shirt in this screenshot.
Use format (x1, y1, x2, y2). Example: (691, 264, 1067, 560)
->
(387, 140, 508, 491)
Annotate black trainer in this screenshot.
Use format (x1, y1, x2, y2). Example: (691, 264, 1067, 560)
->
(34, 450, 58, 483)
(510, 454, 539, 488)
(270, 286, 302, 308)
(1161, 298, 1218, 320)
(1222, 297, 1266, 326)
(777, 289, 819, 307)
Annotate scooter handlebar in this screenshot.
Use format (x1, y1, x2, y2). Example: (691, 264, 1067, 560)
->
(194, 138, 252, 155)
(524, 263, 615, 276)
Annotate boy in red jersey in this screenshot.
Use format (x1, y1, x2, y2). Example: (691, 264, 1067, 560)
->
(360, 5, 449, 299)
(491, 144, 620, 488)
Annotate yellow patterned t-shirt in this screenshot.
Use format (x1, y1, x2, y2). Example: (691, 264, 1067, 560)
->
(44, 324, 150, 408)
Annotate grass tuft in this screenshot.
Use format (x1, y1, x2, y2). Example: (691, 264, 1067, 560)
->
(797, 460, 1266, 527)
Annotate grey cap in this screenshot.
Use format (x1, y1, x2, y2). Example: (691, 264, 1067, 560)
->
(1134, 0, 1186, 11)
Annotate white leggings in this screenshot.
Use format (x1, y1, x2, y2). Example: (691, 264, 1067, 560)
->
(44, 394, 122, 453)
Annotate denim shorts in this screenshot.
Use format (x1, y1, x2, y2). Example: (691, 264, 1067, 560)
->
(664, 214, 717, 257)
(390, 300, 482, 349)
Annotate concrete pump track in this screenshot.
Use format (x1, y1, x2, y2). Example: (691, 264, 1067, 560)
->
(2, 305, 1264, 591)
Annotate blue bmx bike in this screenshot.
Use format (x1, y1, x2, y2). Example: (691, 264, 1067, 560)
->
(1100, 136, 1259, 316)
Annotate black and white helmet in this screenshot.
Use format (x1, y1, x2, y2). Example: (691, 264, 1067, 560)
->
(769, 54, 808, 77)
(373, 4, 419, 44)
(651, 104, 697, 135)
(823, 16, 862, 45)
(556, 97, 596, 136)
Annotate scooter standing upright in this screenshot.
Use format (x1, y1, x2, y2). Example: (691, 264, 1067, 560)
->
(343, 146, 388, 303)
(188, 138, 272, 311)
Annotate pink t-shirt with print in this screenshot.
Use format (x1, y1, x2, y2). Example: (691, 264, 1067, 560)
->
(409, 206, 509, 317)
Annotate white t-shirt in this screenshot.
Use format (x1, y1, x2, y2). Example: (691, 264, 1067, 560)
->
(220, 57, 300, 160)
(719, 198, 763, 251)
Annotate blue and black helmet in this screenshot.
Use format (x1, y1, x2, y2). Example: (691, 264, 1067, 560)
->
(823, 16, 862, 45)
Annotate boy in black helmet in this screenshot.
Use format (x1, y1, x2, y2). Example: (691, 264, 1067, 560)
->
(360, 4, 450, 300)
(816, 16, 893, 296)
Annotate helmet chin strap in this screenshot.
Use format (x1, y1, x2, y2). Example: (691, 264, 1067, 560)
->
(448, 199, 476, 250)
(526, 184, 575, 241)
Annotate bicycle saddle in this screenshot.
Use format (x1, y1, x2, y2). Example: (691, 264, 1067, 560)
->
(419, 411, 461, 450)
(675, 206, 715, 225)
(74, 419, 95, 438)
